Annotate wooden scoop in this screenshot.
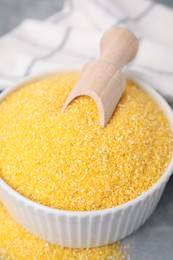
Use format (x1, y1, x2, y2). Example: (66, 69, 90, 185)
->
(62, 27, 138, 127)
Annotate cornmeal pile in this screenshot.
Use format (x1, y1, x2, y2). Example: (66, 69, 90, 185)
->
(0, 203, 130, 260)
(0, 73, 172, 211)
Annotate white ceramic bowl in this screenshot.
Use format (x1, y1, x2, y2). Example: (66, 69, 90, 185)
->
(0, 70, 173, 249)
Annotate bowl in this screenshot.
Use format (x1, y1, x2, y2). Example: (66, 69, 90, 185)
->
(0, 70, 173, 248)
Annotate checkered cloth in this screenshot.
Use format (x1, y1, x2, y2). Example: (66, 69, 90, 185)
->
(0, 0, 173, 101)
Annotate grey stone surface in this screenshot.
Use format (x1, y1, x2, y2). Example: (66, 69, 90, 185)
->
(0, 0, 63, 36)
(154, 0, 173, 6)
(125, 174, 173, 260)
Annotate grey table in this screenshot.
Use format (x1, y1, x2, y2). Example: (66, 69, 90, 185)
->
(125, 175, 173, 260)
(0, 1, 173, 259)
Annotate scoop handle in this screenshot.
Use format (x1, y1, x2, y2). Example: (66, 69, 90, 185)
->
(100, 27, 138, 69)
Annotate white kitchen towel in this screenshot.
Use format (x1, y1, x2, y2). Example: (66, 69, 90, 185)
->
(0, 0, 173, 101)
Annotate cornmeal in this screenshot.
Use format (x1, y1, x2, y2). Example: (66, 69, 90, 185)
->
(0, 73, 172, 211)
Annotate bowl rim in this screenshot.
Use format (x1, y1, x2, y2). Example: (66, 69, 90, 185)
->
(0, 69, 173, 217)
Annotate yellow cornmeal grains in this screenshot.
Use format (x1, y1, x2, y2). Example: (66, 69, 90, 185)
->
(0, 203, 130, 260)
(0, 73, 172, 211)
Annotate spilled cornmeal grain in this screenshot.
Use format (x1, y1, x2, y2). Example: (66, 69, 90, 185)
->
(0, 73, 172, 211)
(0, 203, 130, 260)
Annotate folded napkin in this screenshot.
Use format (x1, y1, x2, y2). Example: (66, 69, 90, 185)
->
(0, 0, 173, 102)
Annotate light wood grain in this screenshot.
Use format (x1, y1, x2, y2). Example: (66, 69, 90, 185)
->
(62, 27, 138, 127)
